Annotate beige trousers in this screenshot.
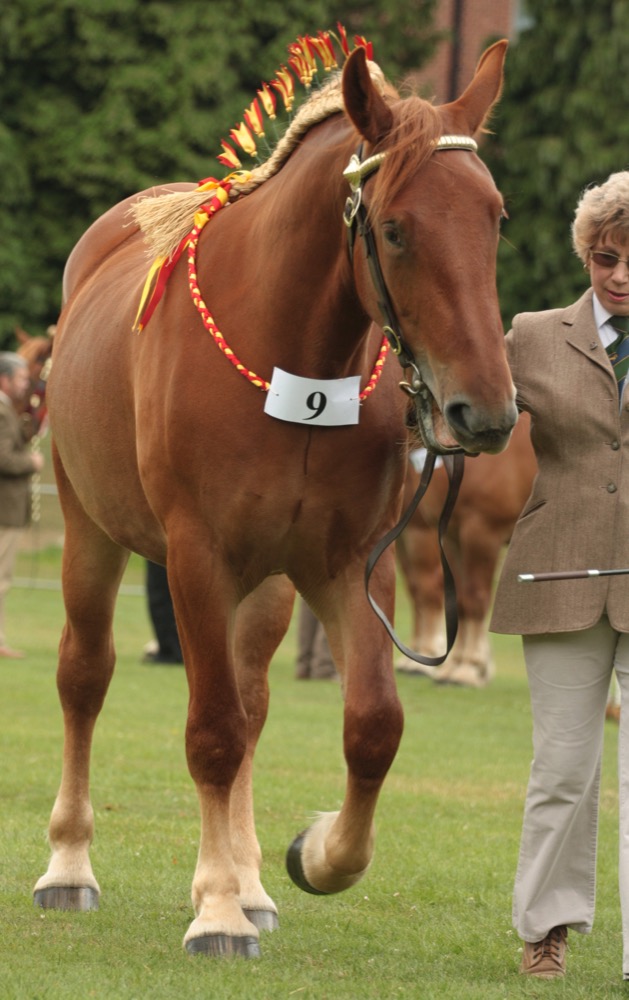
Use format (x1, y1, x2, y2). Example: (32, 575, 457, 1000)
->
(515, 617, 629, 974)
(0, 527, 23, 647)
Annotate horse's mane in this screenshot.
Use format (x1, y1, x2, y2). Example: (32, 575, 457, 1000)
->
(132, 60, 441, 262)
(132, 62, 393, 261)
(229, 68, 362, 197)
(368, 97, 443, 222)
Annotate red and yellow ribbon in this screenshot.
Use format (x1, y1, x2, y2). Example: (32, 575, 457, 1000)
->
(135, 176, 389, 399)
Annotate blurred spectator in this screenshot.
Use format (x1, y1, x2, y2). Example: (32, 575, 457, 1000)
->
(295, 598, 338, 680)
(142, 561, 183, 665)
(0, 352, 45, 658)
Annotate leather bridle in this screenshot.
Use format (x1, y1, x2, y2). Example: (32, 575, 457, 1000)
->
(342, 135, 479, 376)
(346, 137, 478, 666)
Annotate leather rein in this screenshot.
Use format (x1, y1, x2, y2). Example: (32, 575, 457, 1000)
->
(344, 137, 478, 666)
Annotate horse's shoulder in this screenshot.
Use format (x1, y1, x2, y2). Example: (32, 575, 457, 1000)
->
(62, 183, 196, 303)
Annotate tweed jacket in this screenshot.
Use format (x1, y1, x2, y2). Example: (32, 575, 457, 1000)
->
(491, 287, 629, 634)
(0, 396, 36, 528)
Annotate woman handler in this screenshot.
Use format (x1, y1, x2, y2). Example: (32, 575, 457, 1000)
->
(491, 171, 629, 981)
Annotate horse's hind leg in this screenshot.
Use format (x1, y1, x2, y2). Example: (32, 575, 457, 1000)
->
(230, 575, 296, 931)
(34, 459, 129, 909)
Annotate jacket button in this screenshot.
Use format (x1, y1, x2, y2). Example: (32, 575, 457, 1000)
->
(608, 483, 618, 493)
(612, 440, 621, 450)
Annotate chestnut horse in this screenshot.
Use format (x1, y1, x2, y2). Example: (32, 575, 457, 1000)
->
(34, 43, 516, 956)
(15, 326, 54, 435)
(397, 415, 536, 686)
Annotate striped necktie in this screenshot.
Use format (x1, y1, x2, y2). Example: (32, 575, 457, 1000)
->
(607, 315, 629, 406)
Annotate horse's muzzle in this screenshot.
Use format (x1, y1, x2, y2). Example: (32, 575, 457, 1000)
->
(444, 397, 518, 455)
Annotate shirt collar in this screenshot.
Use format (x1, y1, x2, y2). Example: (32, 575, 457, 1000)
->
(0, 390, 11, 407)
(592, 293, 620, 349)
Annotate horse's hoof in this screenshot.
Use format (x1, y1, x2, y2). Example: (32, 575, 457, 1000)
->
(185, 934, 260, 958)
(286, 830, 329, 895)
(34, 886, 99, 911)
(433, 662, 456, 684)
(243, 908, 279, 932)
(395, 660, 437, 679)
(441, 662, 493, 688)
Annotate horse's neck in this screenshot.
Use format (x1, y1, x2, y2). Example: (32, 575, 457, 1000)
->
(238, 121, 370, 372)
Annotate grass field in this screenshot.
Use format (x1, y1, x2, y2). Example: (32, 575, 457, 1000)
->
(1, 547, 626, 998)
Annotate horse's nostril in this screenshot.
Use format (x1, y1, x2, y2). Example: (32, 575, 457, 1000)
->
(444, 398, 518, 449)
(445, 401, 472, 437)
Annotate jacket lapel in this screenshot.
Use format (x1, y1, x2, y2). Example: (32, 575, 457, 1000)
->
(563, 288, 613, 376)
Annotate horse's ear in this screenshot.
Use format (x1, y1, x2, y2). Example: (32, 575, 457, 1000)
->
(14, 326, 29, 345)
(343, 47, 394, 146)
(441, 39, 508, 136)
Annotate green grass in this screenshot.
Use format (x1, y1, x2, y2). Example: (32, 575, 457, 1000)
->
(1, 551, 625, 998)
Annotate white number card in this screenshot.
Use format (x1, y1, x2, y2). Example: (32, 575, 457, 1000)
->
(264, 367, 361, 426)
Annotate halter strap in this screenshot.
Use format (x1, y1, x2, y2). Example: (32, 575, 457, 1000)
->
(365, 450, 464, 666)
(349, 137, 475, 662)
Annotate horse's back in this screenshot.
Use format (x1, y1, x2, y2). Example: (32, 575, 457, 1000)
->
(62, 183, 196, 303)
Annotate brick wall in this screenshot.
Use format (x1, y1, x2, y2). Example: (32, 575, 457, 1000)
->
(412, 0, 515, 103)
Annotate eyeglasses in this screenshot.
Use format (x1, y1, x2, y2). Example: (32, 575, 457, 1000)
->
(590, 250, 629, 269)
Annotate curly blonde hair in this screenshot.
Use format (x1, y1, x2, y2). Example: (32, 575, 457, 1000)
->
(572, 171, 629, 263)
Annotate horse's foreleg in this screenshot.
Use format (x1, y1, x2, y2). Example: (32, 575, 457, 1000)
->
(34, 484, 129, 910)
(287, 558, 404, 895)
(230, 575, 296, 931)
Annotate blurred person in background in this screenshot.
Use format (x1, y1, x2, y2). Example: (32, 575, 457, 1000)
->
(142, 560, 183, 665)
(0, 352, 45, 658)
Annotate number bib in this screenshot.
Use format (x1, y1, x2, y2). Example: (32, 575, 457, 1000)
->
(264, 367, 361, 426)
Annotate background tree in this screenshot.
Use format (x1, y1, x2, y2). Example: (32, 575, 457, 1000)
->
(0, 0, 439, 346)
(483, 0, 629, 326)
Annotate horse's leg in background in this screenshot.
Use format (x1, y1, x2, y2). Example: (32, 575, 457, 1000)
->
(446, 616, 494, 687)
(34, 448, 129, 908)
(230, 574, 296, 931)
(438, 516, 500, 688)
(396, 521, 444, 677)
(287, 550, 404, 894)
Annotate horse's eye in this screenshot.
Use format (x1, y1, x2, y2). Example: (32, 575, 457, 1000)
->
(382, 223, 402, 248)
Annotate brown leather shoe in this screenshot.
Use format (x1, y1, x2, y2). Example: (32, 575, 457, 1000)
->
(519, 925, 567, 979)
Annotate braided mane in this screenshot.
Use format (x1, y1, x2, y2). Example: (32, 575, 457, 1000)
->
(229, 60, 392, 198)
(132, 62, 392, 261)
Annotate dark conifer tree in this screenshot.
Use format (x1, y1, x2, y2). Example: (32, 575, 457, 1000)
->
(0, 0, 438, 344)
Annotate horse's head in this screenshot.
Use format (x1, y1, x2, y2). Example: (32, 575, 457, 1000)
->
(16, 326, 54, 381)
(342, 43, 517, 456)
(15, 326, 54, 430)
